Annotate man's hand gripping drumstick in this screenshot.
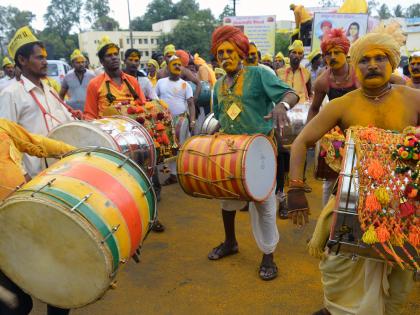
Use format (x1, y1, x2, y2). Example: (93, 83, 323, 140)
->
(264, 92, 299, 131)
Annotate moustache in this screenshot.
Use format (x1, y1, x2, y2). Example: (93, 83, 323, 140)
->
(329, 59, 337, 65)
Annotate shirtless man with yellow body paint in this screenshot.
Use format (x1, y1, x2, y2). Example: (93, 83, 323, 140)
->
(287, 26, 420, 315)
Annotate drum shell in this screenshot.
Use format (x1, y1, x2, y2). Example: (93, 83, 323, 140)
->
(0, 148, 156, 308)
(280, 104, 309, 145)
(177, 134, 276, 202)
(47, 116, 156, 177)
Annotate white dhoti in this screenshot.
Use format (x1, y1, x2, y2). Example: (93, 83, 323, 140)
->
(220, 189, 279, 254)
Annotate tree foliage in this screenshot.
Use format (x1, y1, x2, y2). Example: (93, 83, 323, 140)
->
(93, 16, 120, 31)
(84, 0, 111, 24)
(0, 6, 35, 46)
(218, 5, 234, 23)
(132, 0, 177, 31)
(44, 0, 83, 41)
(405, 4, 420, 18)
(275, 33, 289, 56)
(393, 5, 405, 18)
(158, 10, 217, 60)
(367, 0, 379, 15)
(377, 4, 392, 20)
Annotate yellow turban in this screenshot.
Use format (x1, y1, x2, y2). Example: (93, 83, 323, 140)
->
(2, 57, 13, 68)
(214, 68, 226, 76)
(97, 36, 118, 53)
(288, 40, 304, 53)
(261, 54, 273, 62)
(275, 52, 284, 61)
(8, 26, 39, 59)
(350, 22, 405, 71)
(163, 44, 176, 56)
(307, 49, 321, 62)
(70, 49, 85, 62)
(147, 59, 160, 70)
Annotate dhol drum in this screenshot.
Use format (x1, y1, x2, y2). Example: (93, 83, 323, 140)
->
(47, 116, 156, 176)
(0, 147, 157, 308)
(173, 115, 190, 146)
(328, 127, 419, 270)
(200, 113, 220, 135)
(177, 134, 277, 202)
(280, 103, 309, 146)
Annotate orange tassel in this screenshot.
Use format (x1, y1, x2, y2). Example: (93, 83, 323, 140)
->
(367, 159, 386, 180)
(376, 224, 390, 243)
(365, 193, 381, 212)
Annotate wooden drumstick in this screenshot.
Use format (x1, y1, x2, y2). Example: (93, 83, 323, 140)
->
(0, 286, 18, 310)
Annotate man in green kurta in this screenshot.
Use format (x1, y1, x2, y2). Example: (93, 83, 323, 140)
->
(208, 25, 299, 280)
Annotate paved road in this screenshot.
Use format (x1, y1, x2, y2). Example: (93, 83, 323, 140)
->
(32, 168, 419, 314)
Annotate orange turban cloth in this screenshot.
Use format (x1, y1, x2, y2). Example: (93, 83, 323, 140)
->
(176, 49, 190, 67)
(211, 25, 249, 59)
(320, 28, 350, 55)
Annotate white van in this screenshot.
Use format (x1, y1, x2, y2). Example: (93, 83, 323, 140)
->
(47, 60, 71, 84)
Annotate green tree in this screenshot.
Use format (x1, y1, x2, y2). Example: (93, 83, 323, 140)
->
(158, 10, 217, 59)
(0, 6, 35, 44)
(131, 0, 177, 31)
(275, 33, 289, 56)
(405, 4, 420, 18)
(377, 3, 391, 19)
(38, 28, 78, 60)
(44, 0, 83, 41)
(218, 5, 234, 24)
(393, 5, 405, 18)
(84, 0, 111, 24)
(93, 16, 120, 31)
(174, 0, 200, 18)
(367, 0, 379, 15)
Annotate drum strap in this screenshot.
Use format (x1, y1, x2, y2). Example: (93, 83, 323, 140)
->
(105, 79, 139, 105)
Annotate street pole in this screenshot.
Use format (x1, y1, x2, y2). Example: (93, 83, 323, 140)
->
(127, 0, 133, 48)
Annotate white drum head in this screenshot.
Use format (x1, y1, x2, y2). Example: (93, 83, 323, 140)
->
(0, 197, 113, 308)
(243, 136, 276, 201)
(48, 121, 118, 150)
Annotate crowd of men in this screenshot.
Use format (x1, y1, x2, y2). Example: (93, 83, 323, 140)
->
(0, 5, 419, 314)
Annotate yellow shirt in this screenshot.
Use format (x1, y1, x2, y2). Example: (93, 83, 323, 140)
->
(42, 77, 61, 94)
(277, 65, 310, 102)
(0, 119, 75, 200)
(294, 5, 312, 27)
(148, 74, 158, 87)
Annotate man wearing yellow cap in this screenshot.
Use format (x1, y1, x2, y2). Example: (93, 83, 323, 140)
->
(277, 40, 311, 102)
(287, 24, 420, 315)
(0, 26, 75, 178)
(407, 51, 420, 89)
(306, 49, 323, 85)
(84, 36, 146, 120)
(157, 44, 202, 101)
(123, 48, 157, 100)
(0, 57, 16, 92)
(193, 53, 216, 87)
(261, 54, 274, 69)
(59, 49, 95, 111)
(290, 4, 313, 46)
(147, 59, 159, 87)
(273, 52, 285, 71)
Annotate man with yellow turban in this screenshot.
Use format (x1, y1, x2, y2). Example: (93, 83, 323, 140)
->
(306, 49, 323, 85)
(287, 24, 420, 315)
(0, 26, 76, 177)
(407, 51, 420, 89)
(147, 59, 160, 87)
(261, 53, 273, 69)
(290, 4, 313, 46)
(273, 52, 285, 71)
(59, 49, 95, 111)
(84, 36, 146, 119)
(277, 40, 311, 102)
(208, 25, 299, 280)
(193, 53, 216, 87)
(0, 57, 16, 92)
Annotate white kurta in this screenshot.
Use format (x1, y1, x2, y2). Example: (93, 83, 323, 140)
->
(0, 75, 74, 176)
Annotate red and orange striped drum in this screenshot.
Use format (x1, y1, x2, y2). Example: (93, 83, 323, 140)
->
(0, 147, 156, 308)
(177, 134, 277, 202)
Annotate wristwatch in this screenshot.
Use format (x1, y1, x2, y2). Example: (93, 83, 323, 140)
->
(279, 101, 291, 111)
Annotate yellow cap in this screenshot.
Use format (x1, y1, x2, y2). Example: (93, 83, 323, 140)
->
(147, 59, 160, 70)
(70, 49, 86, 61)
(8, 26, 39, 59)
(284, 57, 290, 65)
(2, 57, 13, 68)
(163, 44, 176, 56)
(275, 52, 284, 61)
(288, 40, 304, 53)
(307, 49, 321, 62)
(261, 54, 273, 62)
(97, 36, 118, 53)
